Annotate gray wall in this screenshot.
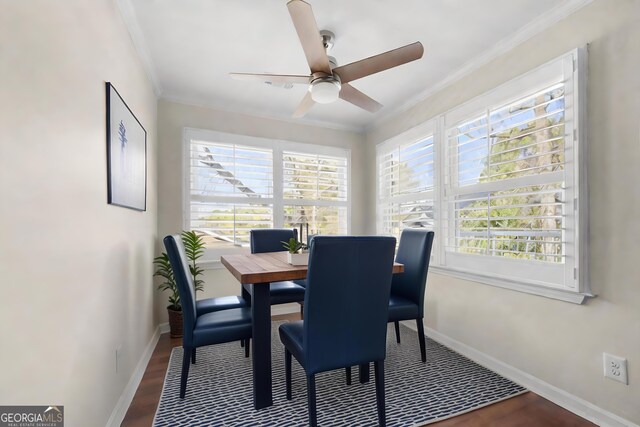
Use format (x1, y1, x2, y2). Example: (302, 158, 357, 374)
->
(0, 1, 158, 425)
(365, 0, 640, 422)
(156, 99, 367, 320)
(4, 0, 636, 424)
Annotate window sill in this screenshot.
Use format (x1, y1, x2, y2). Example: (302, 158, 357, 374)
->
(429, 266, 595, 304)
(200, 259, 224, 270)
(200, 246, 250, 270)
(200, 256, 595, 303)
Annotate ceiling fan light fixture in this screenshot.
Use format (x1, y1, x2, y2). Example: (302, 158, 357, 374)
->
(231, 1, 424, 117)
(309, 79, 341, 104)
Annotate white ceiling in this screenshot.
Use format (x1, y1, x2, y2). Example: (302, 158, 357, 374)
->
(126, 0, 585, 130)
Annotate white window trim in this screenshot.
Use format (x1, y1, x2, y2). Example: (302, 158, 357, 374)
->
(442, 53, 573, 292)
(376, 48, 592, 304)
(376, 119, 437, 237)
(183, 127, 351, 268)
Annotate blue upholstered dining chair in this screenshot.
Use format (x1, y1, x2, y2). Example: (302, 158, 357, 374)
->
(195, 295, 247, 317)
(164, 235, 253, 399)
(388, 229, 434, 363)
(194, 295, 250, 361)
(242, 229, 306, 305)
(279, 236, 397, 427)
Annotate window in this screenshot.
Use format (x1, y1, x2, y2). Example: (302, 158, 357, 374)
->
(377, 49, 589, 302)
(377, 132, 436, 241)
(282, 151, 348, 235)
(184, 129, 350, 257)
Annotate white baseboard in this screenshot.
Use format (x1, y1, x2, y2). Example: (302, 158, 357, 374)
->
(106, 324, 162, 427)
(107, 306, 297, 425)
(271, 303, 300, 316)
(159, 322, 170, 334)
(400, 321, 637, 427)
(157, 303, 299, 335)
(157, 304, 297, 336)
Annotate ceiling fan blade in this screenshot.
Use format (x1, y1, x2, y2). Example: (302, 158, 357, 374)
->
(229, 73, 310, 85)
(292, 91, 315, 118)
(333, 42, 424, 84)
(286, 0, 332, 75)
(339, 83, 383, 113)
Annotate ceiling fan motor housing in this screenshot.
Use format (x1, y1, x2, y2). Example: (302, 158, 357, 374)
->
(309, 74, 341, 103)
(230, 1, 423, 116)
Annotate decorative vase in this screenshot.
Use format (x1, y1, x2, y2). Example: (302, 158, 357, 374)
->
(287, 251, 309, 266)
(167, 306, 183, 338)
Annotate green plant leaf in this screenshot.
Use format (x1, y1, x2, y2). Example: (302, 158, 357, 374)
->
(154, 231, 207, 311)
(281, 237, 305, 254)
(181, 230, 206, 294)
(153, 251, 180, 310)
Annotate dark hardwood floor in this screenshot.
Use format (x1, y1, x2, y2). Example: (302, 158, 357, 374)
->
(122, 314, 595, 427)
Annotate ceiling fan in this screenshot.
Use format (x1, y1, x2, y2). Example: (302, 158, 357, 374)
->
(230, 0, 424, 118)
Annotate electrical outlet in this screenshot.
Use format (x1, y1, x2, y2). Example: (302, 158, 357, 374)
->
(603, 353, 628, 384)
(116, 345, 123, 373)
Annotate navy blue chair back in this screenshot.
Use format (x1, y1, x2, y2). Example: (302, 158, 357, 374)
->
(391, 229, 434, 318)
(250, 228, 298, 254)
(303, 236, 396, 374)
(164, 235, 197, 347)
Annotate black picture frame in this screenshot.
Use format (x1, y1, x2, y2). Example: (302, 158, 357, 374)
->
(106, 82, 147, 211)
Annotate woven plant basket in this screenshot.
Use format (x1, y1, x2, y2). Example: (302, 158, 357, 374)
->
(167, 306, 183, 338)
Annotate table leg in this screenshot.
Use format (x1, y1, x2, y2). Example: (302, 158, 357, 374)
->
(359, 363, 370, 383)
(251, 282, 273, 409)
(242, 283, 252, 305)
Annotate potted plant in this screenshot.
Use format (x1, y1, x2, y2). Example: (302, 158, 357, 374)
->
(153, 230, 206, 338)
(282, 237, 309, 266)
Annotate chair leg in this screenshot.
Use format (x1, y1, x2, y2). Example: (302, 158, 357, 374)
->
(416, 318, 426, 363)
(359, 363, 370, 383)
(245, 338, 250, 358)
(307, 374, 317, 427)
(191, 348, 196, 365)
(299, 301, 304, 318)
(374, 360, 386, 427)
(240, 339, 244, 348)
(180, 347, 192, 399)
(394, 321, 401, 344)
(345, 366, 352, 385)
(285, 349, 292, 400)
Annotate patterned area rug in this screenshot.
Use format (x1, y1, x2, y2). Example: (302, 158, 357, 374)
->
(153, 322, 526, 426)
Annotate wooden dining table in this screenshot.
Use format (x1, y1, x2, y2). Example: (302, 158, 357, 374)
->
(221, 251, 404, 410)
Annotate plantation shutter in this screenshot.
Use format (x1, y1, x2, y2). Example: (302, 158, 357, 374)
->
(378, 136, 436, 239)
(446, 83, 566, 263)
(188, 140, 273, 247)
(282, 150, 348, 235)
(376, 51, 587, 298)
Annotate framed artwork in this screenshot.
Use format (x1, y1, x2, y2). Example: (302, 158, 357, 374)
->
(106, 82, 147, 211)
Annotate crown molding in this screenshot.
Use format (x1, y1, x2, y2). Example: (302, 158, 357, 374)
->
(366, 0, 595, 133)
(115, 0, 163, 96)
(160, 95, 365, 134)
(115, 0, 594, 133)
